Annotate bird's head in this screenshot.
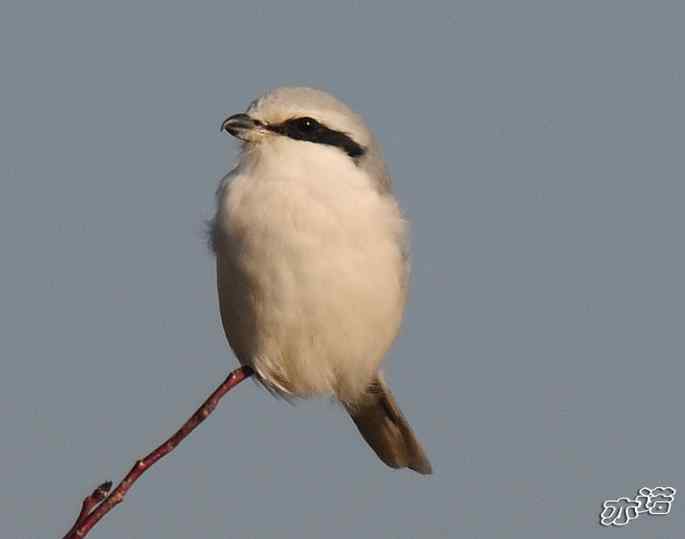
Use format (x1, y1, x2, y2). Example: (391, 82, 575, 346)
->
(221, 88, 394, 183)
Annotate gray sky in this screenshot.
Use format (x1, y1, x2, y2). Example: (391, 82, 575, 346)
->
(1, 1, 684, 537)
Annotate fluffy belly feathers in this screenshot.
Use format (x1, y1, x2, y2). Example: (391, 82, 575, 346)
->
(214, 170, 406, 403)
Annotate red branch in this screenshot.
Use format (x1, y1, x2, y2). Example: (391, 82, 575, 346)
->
(62, 366, 254, 538)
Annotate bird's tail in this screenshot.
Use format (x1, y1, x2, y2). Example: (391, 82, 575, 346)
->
(345, 374, 432, 475)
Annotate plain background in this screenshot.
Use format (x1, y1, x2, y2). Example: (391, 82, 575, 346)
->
(1, 1, 683, 537)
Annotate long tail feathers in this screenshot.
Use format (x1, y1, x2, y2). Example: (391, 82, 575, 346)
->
(345, 375, 432, 475)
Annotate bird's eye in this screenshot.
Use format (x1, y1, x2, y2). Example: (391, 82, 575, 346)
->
(292, 117, 320, 132)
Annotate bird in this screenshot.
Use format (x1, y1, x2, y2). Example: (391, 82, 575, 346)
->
(210, 87, 432, 475)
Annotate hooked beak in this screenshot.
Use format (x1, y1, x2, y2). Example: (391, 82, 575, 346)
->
(221, 113, 265, 142)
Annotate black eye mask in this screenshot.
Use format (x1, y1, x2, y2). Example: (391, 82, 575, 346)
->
(267, 116, 366, 159)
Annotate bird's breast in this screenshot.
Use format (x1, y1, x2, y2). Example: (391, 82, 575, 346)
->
(214, 164, 407, 402)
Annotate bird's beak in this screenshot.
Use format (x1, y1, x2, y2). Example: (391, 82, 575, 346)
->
(221, 113, 265, 142)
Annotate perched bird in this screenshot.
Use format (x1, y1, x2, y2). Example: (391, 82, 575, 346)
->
(211, 87, 432, 474)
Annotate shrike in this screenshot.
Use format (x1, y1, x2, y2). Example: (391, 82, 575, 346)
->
(211, 87, 432, 474)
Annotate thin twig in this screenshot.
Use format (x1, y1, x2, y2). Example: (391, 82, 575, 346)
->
(62, 366, 254, 538)
(63, 482, 112, 538)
